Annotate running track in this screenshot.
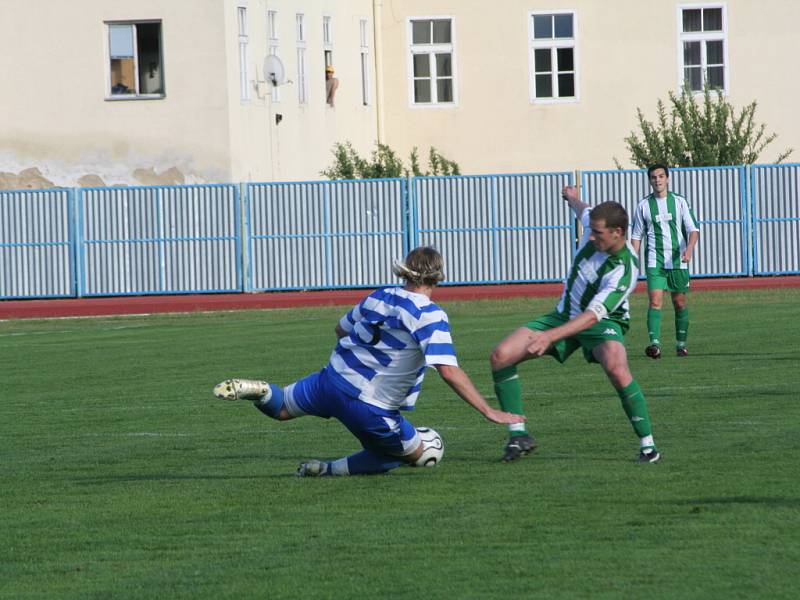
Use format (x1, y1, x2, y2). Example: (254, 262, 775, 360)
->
(2, 276, 799, 320)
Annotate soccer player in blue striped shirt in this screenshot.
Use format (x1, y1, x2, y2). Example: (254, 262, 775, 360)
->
(214, 247, 524, 476)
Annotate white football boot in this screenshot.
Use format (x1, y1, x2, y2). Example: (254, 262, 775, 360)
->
(213, 379, 270, 401)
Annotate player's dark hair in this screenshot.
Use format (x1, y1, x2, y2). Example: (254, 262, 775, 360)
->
(647, 163, 670, 178)
(392, 247, 445, 287)
(590, 202, 629, 235)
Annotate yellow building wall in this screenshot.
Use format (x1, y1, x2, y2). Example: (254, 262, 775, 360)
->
(377, 0, 800, 174)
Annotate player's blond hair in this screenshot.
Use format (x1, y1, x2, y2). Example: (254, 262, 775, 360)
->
(392, 247, 445, 287)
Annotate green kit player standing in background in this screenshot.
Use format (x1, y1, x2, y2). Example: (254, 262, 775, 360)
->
(631, 164, 700, 359)
(489, 186, 661, 464)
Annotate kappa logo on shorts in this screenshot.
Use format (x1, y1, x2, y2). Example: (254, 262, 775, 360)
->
(603, 328, 618, 336)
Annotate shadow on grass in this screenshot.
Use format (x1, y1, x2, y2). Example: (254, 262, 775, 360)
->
(671, 496, 800, 508)
(74, 473, 289, 484)
(678, 353, 798, 360)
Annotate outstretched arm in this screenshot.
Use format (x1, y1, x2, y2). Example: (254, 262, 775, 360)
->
(562, 185, 591, 219)
(435, 364, 526, 424)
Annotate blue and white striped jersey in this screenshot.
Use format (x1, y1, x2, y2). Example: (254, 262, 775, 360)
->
(324, 287, 458, 411)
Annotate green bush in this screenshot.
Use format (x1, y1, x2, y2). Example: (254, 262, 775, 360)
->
(617, 85, 793, 168)
(321, 142, 460, 180)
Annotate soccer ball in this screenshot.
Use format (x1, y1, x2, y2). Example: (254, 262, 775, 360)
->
(413, 427, 444, 467)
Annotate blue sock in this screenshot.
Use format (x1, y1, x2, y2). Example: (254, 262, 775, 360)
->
(345, 448, 404, 475)
(253, 384, 285, 419)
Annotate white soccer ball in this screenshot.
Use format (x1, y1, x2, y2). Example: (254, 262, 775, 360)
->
(413, 427, 444, 467)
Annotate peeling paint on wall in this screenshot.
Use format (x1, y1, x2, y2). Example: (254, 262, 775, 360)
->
(0, 151, 224, 190)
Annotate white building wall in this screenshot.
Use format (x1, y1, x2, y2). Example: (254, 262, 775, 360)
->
(0, 0, 379, 188)
(378, 0, 800, 174)
(0, 0, 233, 187)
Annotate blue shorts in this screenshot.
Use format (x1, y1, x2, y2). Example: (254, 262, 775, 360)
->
(284, 369, 420, 457)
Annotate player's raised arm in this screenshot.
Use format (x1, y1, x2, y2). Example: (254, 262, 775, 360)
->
(562, 185, 591, 219)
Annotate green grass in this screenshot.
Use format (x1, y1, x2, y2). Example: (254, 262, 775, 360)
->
(2, 289, 799, 599)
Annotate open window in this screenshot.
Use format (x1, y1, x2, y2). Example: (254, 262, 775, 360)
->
(107, 21, 164, 98)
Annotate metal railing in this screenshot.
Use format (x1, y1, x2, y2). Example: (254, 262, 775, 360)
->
(1, 164, 798, 299)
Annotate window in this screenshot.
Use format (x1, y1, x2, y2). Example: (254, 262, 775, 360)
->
(267, 10, 280, 102)
(296, 12, 305, 43)
(323, 15, 333, 73)
(296, 13, 308, 104)
(106, 21, 164, 98)
(323, 16, 332, 45)
(360, 18, 370, 105)
(237, 7, 250, 101)
(529, 12, 577, 102)
(408, 18, 455, 106)
(268, 9, 278, 40)
(679, 5, 726, 92)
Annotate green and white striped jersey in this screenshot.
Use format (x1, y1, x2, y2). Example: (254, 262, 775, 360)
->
(556, 212, 639, 325)
(631, 192, 700, 270)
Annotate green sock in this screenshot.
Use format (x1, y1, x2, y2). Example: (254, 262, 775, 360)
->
(492, 365, 528, 436)
(617, 380, 653, 440)
(647, 308, 662, 346)
(675, 307, 689, 347)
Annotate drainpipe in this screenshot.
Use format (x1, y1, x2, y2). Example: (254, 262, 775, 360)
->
(372, 0, 385, 143)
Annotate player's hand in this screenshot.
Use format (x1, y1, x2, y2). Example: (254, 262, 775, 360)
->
(485, 408, 527, 424)
(681, 250, 693, 263)
(561, 185, 579, 203)
(526, 331, 552, 357)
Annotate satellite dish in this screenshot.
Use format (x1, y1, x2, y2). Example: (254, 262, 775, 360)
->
(263, 55, 286, 86)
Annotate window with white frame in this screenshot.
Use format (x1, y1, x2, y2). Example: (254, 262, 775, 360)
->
(323, 15, 333, 73)
(679, 5, 726, 92)
(267, 9, 280, 102)
(408, 17, 455, 105)
(296, 13, 308, 104)
(237, 7, 250, 101)
(529, 12, 577, 102)
(360, 18, 370, 105)
(106, 21, 164, 98)
(323, 16, 332, 46)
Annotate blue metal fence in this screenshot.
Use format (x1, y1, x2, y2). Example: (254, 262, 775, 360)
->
(1, 164, 798, 300)
(412, 172, 574, 284)
(246, 178, 407, 291)
(750, 164, 800, 275)
(581, 166, 748, 277)
(77, 185, 241, 297)
(0, 188, 75, 299)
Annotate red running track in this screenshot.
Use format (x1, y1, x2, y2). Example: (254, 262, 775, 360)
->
(1, 276, 799, 320)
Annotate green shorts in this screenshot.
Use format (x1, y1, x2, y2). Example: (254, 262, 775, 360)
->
(526, 311, 628, 364)
(646, 267, 690, 293)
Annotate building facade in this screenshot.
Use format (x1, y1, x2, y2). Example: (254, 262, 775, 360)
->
(0, 0, 796, 188)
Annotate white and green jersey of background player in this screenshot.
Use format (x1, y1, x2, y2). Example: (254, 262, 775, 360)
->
(631, 191, 700, 351)
(632, 192, 699, 271)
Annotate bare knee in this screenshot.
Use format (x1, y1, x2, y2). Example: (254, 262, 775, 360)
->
(490, 345, 515, 370)
(606, 366, 632, 389)
(672, 294, 687, 310)
(275, 407, 294, 421)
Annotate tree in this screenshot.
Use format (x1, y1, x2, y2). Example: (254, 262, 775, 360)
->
(616, 85, 792, 168)
(321, 142, 460, 180)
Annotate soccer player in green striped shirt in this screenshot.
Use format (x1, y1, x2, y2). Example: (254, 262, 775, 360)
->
(631, 164, 700, 359)
(490, 187, 660, 464)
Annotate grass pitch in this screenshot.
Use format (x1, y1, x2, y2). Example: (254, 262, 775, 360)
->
(2, 288, 799, 599)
